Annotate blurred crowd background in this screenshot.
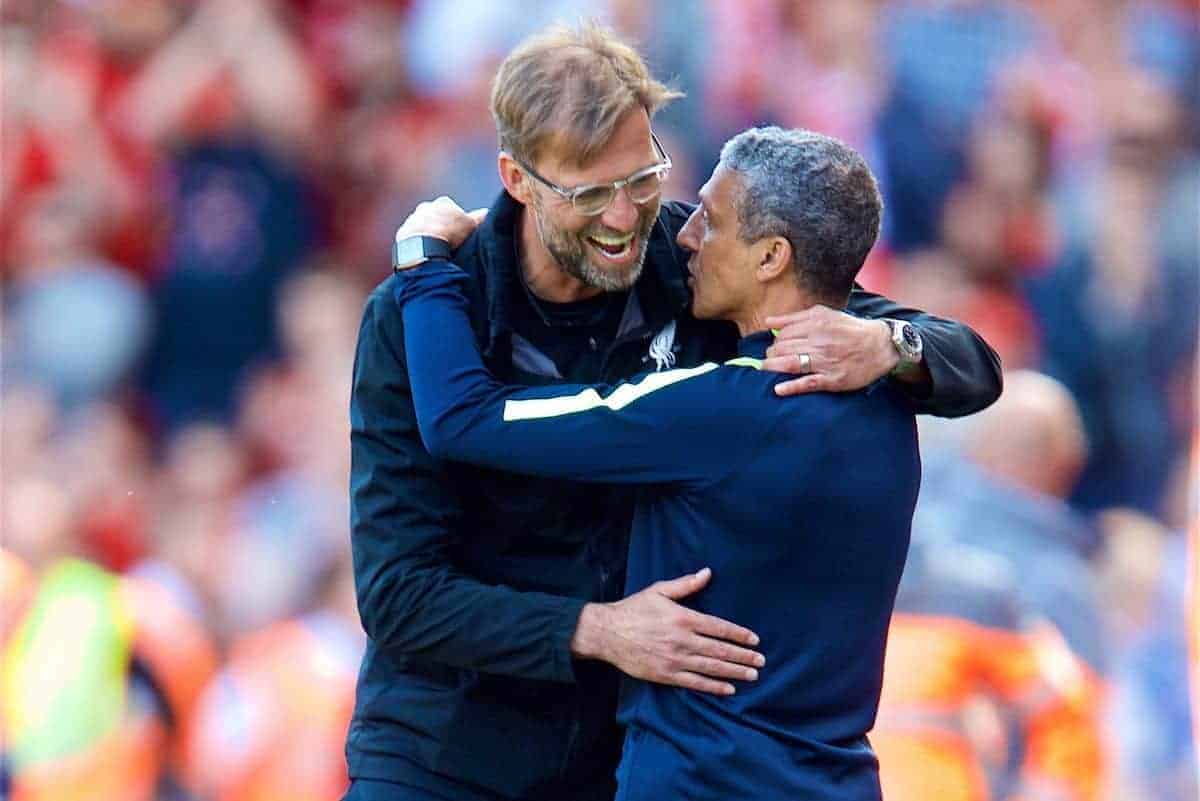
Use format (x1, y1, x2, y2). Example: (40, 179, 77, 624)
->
(0, 0, 1196, 799)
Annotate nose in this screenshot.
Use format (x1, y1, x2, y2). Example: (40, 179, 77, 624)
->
(599, 185, 639, 232)
(677, 207, 700, 252)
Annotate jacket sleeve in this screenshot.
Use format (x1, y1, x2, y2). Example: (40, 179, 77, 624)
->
(350, 279, 586, 683)
(847, 286, 1002, 417)
(395, 263, 754, 486)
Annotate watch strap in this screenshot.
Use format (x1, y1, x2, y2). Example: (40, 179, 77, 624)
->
(393, 235, 453, 271)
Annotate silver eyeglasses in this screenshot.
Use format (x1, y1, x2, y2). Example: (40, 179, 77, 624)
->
(511, 132, 672, 217)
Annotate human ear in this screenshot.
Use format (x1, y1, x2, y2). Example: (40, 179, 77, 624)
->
(757, 236, 793, 282)
(498, 153, 533, 206)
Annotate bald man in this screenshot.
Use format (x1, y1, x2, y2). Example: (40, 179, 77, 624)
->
(912, 371, 1111, 799)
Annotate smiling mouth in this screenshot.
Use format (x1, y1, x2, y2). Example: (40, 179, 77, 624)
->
(586, 231, 635, 262)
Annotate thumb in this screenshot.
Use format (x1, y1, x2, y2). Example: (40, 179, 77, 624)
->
(468, 208, 489, 225)
(656, 567, 712, 600)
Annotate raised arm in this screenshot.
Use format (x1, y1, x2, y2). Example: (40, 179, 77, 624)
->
(762, 288, 1002, 417)
(656, 199, 1002, 417)
(396, 262, 751, 486)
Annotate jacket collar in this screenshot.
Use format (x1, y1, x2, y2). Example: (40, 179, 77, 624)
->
(737, 330, 774, 359)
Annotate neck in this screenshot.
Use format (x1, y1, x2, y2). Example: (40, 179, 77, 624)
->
(518, 206, 603, 303)
(732, 284, 825, 337)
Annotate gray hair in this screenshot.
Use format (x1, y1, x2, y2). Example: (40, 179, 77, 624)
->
(718, 127, 883, 305)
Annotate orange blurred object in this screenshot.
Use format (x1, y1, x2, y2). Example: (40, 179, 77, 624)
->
(875, 614, 1108, 801)
(185, 615, 360, 801)
(1, 553, 217, 801)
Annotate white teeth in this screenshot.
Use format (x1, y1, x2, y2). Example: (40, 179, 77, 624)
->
(591, 239, 632, 260)
(589, 232, 634, 246)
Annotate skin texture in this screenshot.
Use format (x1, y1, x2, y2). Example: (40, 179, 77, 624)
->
(764, 308, 902, 397)
(676, 165, 763, 328)
(500, 108, 661, 301)
(676, 164, 806, 335)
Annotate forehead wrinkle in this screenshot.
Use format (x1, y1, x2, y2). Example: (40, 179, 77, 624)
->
(543, 143, 658, 191)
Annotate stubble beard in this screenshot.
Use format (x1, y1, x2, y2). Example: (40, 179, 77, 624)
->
(531, 198, 656, 293)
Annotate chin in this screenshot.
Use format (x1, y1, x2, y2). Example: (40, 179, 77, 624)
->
(575, 257, 644, 293)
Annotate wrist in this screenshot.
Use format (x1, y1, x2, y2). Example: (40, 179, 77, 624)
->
(882, 318, 925, 378)
(393, 234, 452, 272)
(569, 602, 612, 661)
(876, 319, 901, 373)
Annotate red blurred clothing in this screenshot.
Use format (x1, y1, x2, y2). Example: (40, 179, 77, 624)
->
(876, 613, 1107, 801)
(185, 613, 362, 801)
(1, 27, 164, 278)
(1, 553, 217, 801)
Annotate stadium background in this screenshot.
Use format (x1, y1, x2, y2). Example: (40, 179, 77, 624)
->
(0, 0, 1196, 799)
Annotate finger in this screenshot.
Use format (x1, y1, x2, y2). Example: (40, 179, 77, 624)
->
(761, 354, 817, 376)
(668, 671, 736, 696)
(764, 308, 817, 329)
(686, 610, 760, 646)
(468, 208, 489, 224)
(679, 655, 759, 682)
(774, 374, 830, 396)
(764, 338, 812, 359)
(655, 567, 711, 600)
(433, 195, 464, 210)
(689, 635, 766, 668)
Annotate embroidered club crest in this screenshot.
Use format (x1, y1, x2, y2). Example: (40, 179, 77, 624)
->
(648, 320, 677, 372)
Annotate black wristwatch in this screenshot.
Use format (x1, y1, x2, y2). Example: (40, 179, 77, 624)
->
(393, 234, 453, 272)
(884, 318, 924, 372)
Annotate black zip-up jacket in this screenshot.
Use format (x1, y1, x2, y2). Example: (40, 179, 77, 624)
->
(346, 192, 1002, 800)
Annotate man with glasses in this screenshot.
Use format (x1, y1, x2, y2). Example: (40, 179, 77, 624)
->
(346, 22, 1001, 801)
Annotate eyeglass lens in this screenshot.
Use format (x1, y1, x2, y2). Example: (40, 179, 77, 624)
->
(573, 169, 666, 215)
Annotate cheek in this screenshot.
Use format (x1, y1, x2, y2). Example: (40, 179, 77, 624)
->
(543, 210, 586, 243)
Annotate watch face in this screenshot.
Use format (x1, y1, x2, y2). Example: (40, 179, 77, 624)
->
(902, 324, 921, 351)
(393, 236, 425, 269)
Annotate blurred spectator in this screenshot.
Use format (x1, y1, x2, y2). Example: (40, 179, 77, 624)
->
(56, 402, 156, 572)
(124, 0, 324, 431)
(1028, 66, 1198, 514)
(145, 422, 252, 644)
(889, 98, 1056, 371)
(1, 509, 217, 800)
(140, 141, 317, 430)
(765, 0, 886, 154)
(1098, 510, 1197, 801)
(0, 0, 180, 278)
(875, 0, 1039, 251)
(875, 535, 1100, 801)
(198, 269, 360, 638)
(2, 187, 152, 409)
(183, 557, 362, 801)
(913, 371, 1111, 798)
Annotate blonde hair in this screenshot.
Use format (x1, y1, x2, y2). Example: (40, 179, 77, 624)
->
(490, 21, 683, 167)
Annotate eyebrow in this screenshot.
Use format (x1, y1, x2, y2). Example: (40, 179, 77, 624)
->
(558, 134, 669, 191)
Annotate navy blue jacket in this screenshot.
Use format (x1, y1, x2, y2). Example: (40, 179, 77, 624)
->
(347, 191, 998, 799)
(393, 262, 921, 800)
